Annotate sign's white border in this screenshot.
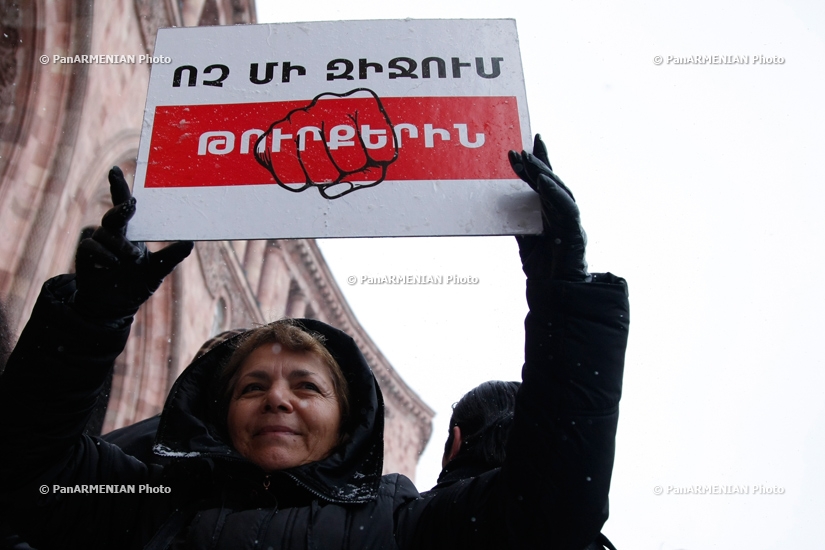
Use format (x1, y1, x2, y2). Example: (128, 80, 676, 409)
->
(129, 19, 539, 241)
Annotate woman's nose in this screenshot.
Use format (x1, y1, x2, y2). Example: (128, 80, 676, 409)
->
(263, 384, 294, 413)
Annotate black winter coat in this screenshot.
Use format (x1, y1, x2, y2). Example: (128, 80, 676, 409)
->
(0, 271, 629, 549)
(430, 464, 618, 550)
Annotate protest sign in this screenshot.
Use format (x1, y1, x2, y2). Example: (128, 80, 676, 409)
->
(129, 19, 539, 240)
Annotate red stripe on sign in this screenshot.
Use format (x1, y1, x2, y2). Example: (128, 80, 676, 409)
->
(145, 95, 521, 188)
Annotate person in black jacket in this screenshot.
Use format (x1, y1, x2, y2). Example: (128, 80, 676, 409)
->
(0, 138, 629, 549)
(433, 379, 618, 550)
(437, 380, 521, 486)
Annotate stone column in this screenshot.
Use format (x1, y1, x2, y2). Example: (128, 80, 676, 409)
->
(257, 242, 292, 320)
(242, 239, 267, 294)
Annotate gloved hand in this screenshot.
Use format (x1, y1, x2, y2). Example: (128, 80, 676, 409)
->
(508, 135, 590, 282)
(72, 166, 194, 320)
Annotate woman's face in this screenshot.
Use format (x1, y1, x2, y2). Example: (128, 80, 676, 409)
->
(227, 343, 342, 471)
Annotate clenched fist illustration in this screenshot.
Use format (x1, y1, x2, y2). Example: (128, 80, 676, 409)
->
(254, 88, 398, 199)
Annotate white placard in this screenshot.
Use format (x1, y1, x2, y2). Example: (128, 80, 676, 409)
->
(129, 19, 539, 240)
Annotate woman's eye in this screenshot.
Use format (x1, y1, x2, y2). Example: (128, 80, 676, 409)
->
(299, 382, 320, 392)
(240, 383, 264, 394)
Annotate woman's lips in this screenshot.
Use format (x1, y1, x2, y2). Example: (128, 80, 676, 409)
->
(256, 425, 298, 436)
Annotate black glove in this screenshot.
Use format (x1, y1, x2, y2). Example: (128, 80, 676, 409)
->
(72, 167, 194, 320)
(509, 135, 589, 282)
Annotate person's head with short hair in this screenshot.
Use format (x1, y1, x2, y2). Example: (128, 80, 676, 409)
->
(442, 380, 521, 471)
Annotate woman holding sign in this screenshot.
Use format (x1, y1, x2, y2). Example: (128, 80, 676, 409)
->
(0, 137, 629, 549)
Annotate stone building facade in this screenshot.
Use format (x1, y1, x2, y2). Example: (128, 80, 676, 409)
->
(0, 0, 433, 480)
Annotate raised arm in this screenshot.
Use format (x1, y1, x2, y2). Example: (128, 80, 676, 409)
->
(397, 137, 628, 550)
(503, 136, 629, 548)
(0, 168, 192, 547)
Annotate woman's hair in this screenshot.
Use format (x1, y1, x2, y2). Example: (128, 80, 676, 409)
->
(444, 380, 522, 469)
(216, 320, 350, 442)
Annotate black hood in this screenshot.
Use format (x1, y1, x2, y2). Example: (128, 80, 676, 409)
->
(153, 319, 385, 503)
